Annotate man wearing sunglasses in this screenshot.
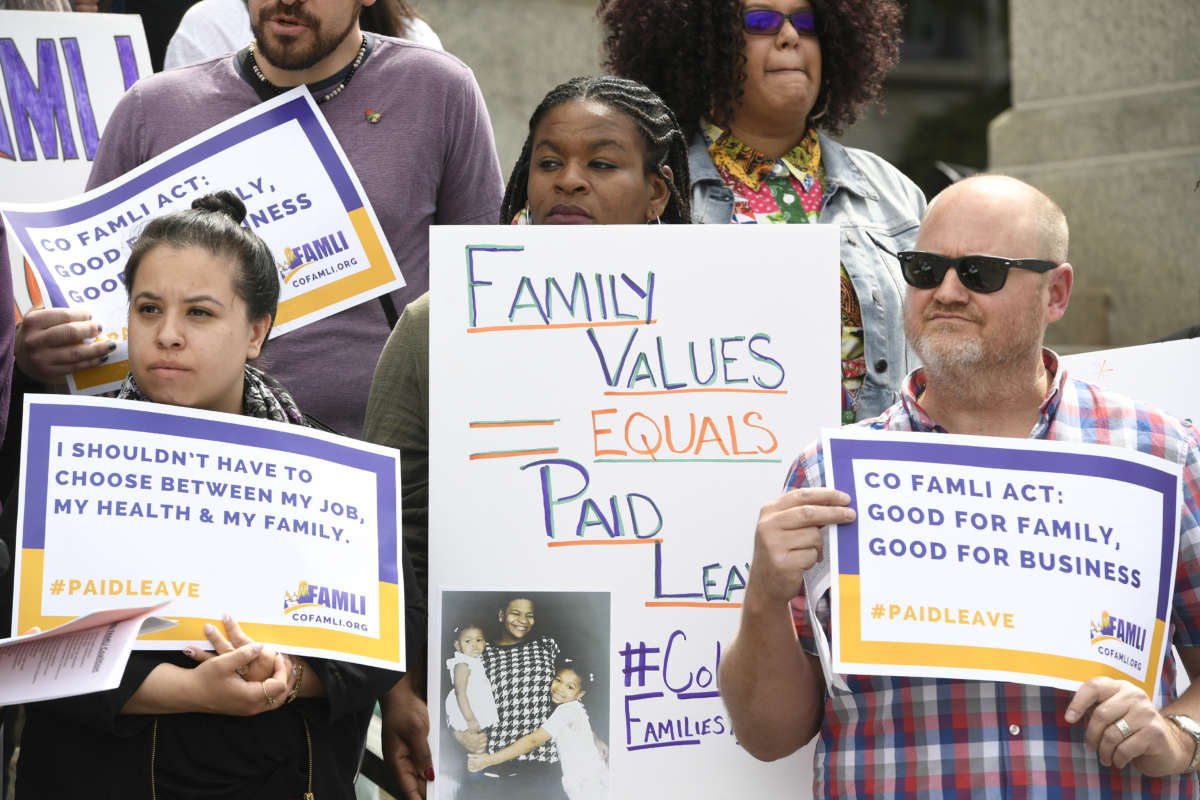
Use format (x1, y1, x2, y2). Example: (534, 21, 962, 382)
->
(721, 174, 1200, 797)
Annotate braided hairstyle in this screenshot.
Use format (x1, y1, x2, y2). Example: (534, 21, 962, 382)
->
(500, 76, 691, 225)
(598, 0, 904, 139)
(124, 191, 279, 328)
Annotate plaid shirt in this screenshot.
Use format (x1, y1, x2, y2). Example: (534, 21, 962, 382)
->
(482, 635, 560, 763)
(788, 350, 1200, 798)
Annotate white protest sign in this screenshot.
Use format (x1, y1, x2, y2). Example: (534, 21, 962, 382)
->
(1062, 339, 1200, 424)
(1062, 339, 1200, 696)
(825, 428, 1181, 698)
(1, 87, 404, 394)
(16, 394, 405, 670)
(429, 225, 841, 798)
(0, 10, 152, 311)
(0, 603, 174, 705)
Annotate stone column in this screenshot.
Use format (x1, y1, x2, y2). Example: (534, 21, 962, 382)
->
(989, 0, 1200, 348)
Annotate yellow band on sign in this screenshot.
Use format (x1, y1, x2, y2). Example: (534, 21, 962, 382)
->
(836, 574, 1162, 696)
(20, 548, 403, 664)
(72, 358, 132, 392)
(275, 207, 397, 325)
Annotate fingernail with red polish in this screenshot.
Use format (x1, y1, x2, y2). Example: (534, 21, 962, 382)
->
(423, 767, 435, 781)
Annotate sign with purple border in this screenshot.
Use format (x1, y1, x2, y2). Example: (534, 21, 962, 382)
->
(823, 427, 1181, 699)
(0, 87, 403, 395)
(15, 394, 404, 671)
(0, 10, 153, 312)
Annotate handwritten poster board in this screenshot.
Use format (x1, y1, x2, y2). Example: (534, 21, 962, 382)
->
(15, 395, 404, 670)
(0, 10, 152, 311)
(1, 88, 404, 394)
(428, 225, 841, 797)
(825, 428, 1181, 697)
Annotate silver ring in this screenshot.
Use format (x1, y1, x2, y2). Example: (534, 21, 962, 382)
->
(1114, 718, 1133, 739)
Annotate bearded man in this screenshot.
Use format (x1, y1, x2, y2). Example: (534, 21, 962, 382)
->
(15, 0, 503, 439)
(720, 175, 1200, 798)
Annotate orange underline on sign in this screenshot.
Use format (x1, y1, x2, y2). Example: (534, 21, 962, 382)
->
(645, 601, 743, 609)
(468, 448, 558, 460)
(547, 537, 664, 548)
(603, 388, 788, 396)
(469, 420, 558, 428)
(468, 319, 656, 333)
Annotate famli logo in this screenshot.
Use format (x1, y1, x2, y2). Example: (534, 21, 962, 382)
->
(1089, 610, 1147, 651)
(276, 228, 353, 284)
(283, 580, 368, 617)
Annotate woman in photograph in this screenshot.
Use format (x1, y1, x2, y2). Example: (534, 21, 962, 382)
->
(598, 0, 926, 422)
(12, 191, 401, 799)
(451, 596, 563, 796)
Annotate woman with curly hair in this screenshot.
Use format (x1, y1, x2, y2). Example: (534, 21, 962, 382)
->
(599, 0, 925, 422)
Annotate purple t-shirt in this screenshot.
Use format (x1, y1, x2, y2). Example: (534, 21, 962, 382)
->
(87, 36, 503, 437)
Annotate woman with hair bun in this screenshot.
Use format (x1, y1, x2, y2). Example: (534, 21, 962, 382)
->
(599, 0, 926, 422)
(13, 191, 402, 800)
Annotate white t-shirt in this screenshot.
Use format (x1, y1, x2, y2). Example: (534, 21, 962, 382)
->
(164, 0, 443, 70)
(541, 700, 608, 800)
(444, 651, 498, 731)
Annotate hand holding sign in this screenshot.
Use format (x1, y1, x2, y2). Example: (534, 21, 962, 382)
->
(184, 614, 286, 684)
(748, 487, 855, 609)
(1066, 677, 1195, 775)
(123, 641, 295, 716)
(16, 306, 112, 382)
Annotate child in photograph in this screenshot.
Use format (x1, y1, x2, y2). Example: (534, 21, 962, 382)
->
(445, 624, 499, 735)
(467, 666, 609, 800)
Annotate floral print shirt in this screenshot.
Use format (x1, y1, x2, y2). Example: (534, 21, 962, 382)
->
(703, 121, 866, 423)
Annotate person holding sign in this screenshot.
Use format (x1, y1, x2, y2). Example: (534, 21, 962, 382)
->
(13, 193, 402, 799)
(719, 174, 1200, 796)
(13, 0, 503, 439)
(598, 0, 925, 423)
(367, 75, 690, 798)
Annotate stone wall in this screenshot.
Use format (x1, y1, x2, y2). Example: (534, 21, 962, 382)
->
(989, 0, 1200, 347)
(418, 0, 603, 180)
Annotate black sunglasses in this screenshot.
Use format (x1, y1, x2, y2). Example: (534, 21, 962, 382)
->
(742, 9, 822, 37)
(898, 251, 1059, 294)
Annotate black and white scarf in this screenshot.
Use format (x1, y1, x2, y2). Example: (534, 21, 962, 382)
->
(116, 364, 305, 425)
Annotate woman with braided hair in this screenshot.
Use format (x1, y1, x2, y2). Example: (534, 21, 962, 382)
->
(599, 0, 926, 422)
(366, 73, 691, 602)
(365, 75, 689, 798)
(499, 74, 690, 225)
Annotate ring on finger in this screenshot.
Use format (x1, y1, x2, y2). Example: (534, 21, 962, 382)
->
(1113, 718, 1134, 739)
(262, 679, 275, 707)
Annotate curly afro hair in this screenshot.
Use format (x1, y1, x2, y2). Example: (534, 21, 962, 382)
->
(598, 0, 903, 139)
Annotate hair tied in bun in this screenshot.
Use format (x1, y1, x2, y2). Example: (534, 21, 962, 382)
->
(191, 190, 248, 225)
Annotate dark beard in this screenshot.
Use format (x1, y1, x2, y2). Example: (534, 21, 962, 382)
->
(251, 4, 359, 72)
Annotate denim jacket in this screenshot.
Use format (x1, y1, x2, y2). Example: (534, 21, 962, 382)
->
(688, 130, 926, 420)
